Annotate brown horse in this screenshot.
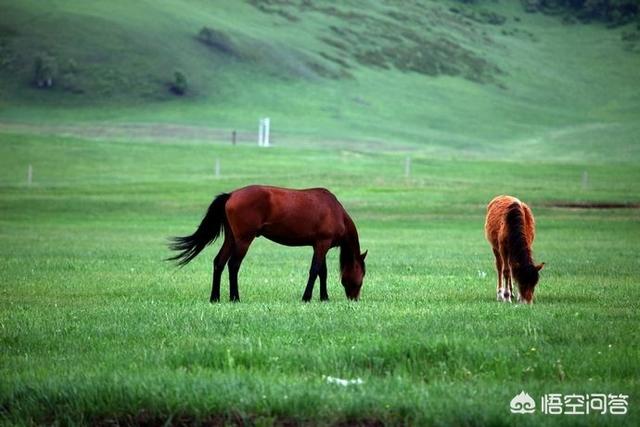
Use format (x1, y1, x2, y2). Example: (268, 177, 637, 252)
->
(168, 185, 367, 302)
(485, 195, 544, 303)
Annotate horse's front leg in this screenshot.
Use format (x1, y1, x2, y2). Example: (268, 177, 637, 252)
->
(302, 242, 330, 302)
(319, 260, 328, 301)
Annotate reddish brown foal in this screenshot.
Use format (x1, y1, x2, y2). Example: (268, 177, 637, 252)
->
(169, 185, 367, 302)
(485, 195, 544, 303)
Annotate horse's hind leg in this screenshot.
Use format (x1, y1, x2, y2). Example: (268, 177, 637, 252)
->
(211, 235, 233, 303)
(228, 238, 253, 302)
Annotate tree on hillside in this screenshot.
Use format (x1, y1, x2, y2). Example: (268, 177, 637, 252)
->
(522, 0, 640, 26)
(170, 71, 188, 95)
(32, 54, 57, 88)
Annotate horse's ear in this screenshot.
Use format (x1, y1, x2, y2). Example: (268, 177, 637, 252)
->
(361, 250, 368, 261)
(536, 262, 545, 271)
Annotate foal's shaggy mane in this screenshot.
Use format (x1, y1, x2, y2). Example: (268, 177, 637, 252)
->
(505, 202, 533, 267)
(505, 202, 539, 288)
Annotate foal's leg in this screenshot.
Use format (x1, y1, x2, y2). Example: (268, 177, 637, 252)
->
(503, 264, 513, 303)
(210, 237, 233, 303)
(228, 238, 253, 302)
(499, 247, 512, 302)
(492, 248, 503, 301)
(302, 241, 331, 302)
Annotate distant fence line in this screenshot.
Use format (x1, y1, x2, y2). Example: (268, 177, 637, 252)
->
(0, 123, 276, 145)
(0, 122, 412, 151)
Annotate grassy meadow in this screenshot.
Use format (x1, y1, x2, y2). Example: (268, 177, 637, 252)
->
(1, 131, 638, 425)
(1, 0, 640, 425)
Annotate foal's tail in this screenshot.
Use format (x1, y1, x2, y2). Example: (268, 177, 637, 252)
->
(167, 193, 231, 266)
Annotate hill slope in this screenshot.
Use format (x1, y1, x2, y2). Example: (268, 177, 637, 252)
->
(0, 0, 639, 160)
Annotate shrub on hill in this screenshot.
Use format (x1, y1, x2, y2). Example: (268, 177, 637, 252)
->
(522, 0, 639, 26)
(32, 54, 56, 88)
(170, 71, 188, 95)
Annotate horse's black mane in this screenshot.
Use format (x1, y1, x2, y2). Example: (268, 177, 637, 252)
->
(339, 213, 362, 271)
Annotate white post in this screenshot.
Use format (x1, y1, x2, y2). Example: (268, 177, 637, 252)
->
(405, 156, 411, 178)
(263, 117, 270, 147)
(27, 164, 32, 186)
(582, 171, 588, 189)
(215, 159, 220, 178)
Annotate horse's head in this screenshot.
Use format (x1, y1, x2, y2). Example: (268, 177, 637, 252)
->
(341, 250, 367, 300)
(515, 262, 545, 303)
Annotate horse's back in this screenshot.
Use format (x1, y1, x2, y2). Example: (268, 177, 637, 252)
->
(485, 195, 535, 247)
(229, 185, 340, 212)
(225, 185, 346, 245)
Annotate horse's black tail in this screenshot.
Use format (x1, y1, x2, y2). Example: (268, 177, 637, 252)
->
(167, 193, 231, 266)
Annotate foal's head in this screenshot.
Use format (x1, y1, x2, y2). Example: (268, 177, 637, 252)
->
(341, 251, 367, 300)
(514, 263, 545, 303)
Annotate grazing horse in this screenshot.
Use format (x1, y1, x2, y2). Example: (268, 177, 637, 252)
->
(168, 185, 367, 302)
(485, 195, 544, 303)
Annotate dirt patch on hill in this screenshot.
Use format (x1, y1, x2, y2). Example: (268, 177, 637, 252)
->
(546, 201, 640, 209)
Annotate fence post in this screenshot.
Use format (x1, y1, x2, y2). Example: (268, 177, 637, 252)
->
(27, 164, 32, 186)
(258, 118, 271, 147)
(263, 118, 270, 147)
(232, 130, 236, 145)
(582, 171, 588, 189)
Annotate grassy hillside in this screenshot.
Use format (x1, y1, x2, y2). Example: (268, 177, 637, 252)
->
(1, 0, 639, 158)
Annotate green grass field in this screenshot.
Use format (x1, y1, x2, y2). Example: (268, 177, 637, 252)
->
(1, 0, 639, 425)
(1, 131, 638, 425)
